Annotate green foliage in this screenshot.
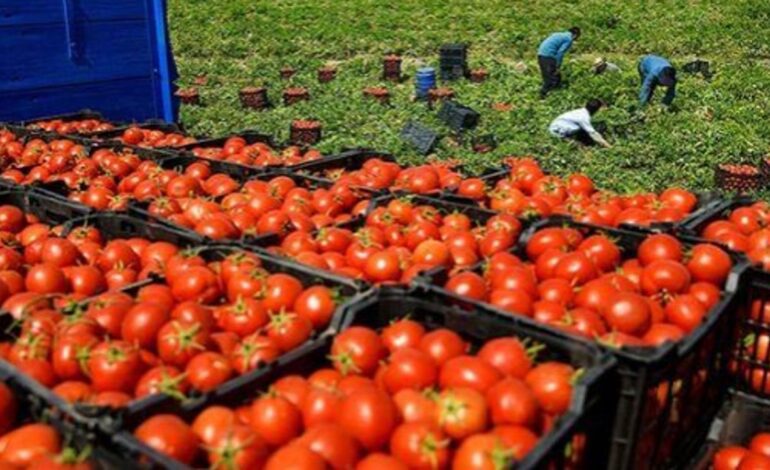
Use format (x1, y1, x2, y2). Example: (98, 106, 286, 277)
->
(168, 0, 770, 194)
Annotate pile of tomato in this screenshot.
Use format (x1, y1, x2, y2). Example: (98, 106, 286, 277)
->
(132, 318, 580, 469)
(713, 432, 770, 470)
(26, 118, 115, 135)
(266, 197, 523, 283)
(443, 228, 733, 348)
(189, 136, 323, 168)
(694, 201, 770, 270)
(118, 126, 196, 148)
(309, 157, 467, 195)
(0, 380, 94, 469)
(454, 158, 700, 227)
(0, 204, 344, 407)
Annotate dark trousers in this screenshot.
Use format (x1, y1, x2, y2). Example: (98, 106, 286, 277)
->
(570, 129, 595, 146)
(538, 56, 560, 97)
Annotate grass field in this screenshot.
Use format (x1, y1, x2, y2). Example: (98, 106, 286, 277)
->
(167, 0, 770, 193)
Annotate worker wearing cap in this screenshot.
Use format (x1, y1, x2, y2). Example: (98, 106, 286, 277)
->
(537, 27, 581, 97)
(548, 99, 611, 148)
(638, 55, 677, 105)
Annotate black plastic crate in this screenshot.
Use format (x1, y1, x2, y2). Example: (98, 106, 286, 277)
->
(728, 266, 770, 400)
(441, 165, 724, 233)
(439, 43, 468, 58)
(110, 289, 616, 469)
(401, 120, 440, 154)
(438, 100, 480, 132)
(688, 391, 770, 469)
(86, 120, 191, 147)
(290, 147, 396, 183)
(418, 216, 748, 469)
(78, 244, 366, 435)
(440, 65, 468, 81)
(128, 171, 349, 248)
(60, 212, 205, 247)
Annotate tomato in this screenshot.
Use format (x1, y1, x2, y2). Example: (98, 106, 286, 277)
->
(267, 311, 313, 352)
(301, 385, 342, 428)
(713, 446, 749, 470)
(156, 320, 210, 368)
(25, 263, 69, 294)
(419, 329, 467, 366)
(170, 266, 221, 303)
(364, 251, 402, 282)
(578, 235, 620, 271)
(601, 292, 651, 335)
(330, 327, 386, 376)
(273, 375, 310, 408)
(86, 341, 144, 393)
(751, 434, 770, 458)
(640, 260, 691, 296)
(134, 415, 200, 464)
(439, 355, 502, 393)
(356, 453, 408, 470)
(40, 238, 79, 267)
(486, 377, 540, 427)
(230, 334, 281, 374)
(525, 362, 574, 415)
(264, 444, 327, 470)
(638, 234, 683, 266)
(383, 348, 438, 393)
(477, 338, 532, 379)
(493, 425, 539, 459)
(185, 352, 233, 392)
(192, 406, 237, 445)
(642, 323, 685, 346)
(0, 423, 61, 467)
(294, 286, 337, 329)
(263, 273, 304, 313)
(389, 422, 449, 469)
(298, 423, 360, 469)
(452, 433, 516, 470)
(738, 453, 770, 469)
(687, 244, 732, 285)
(250, 394, 302, 447)
(436, 387, 488, 439)
(665, 294, 707, 333)
(381, 319, 426, 353)
(445, 272, 488, 301)
(121, 302, 169, 350)
(393, 388, 438, 424)
(337, 387, 398, 451)
(51, 333, 97, 381)
(215, 298, 268, 337)
(207, 425, 267, 470)
(134, 366, 187, 399)
(553, 251, 597, 286)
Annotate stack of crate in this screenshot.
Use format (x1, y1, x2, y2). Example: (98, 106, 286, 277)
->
(439, 43, 468, 80)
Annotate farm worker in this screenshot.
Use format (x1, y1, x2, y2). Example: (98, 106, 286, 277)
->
(593, 57, 621, 74)
(549, 99, 611, 148)
(537, 27, 581, 97)
(638, 55, 677, 105)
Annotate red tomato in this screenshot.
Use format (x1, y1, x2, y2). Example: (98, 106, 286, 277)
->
(250, 395, 302, 447)
(330, 327, 386, 376)
(134, 415, 200, 464)
(436, 387, 488, 439)
(337, 387, 398, 451)
(389, 422, 450, 469)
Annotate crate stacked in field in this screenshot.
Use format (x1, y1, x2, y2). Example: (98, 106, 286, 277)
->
(107, 288, 617, 469)
(440, 43, 469, 80)
(688, 391, 770, 469)
(417, 216, 748, 468)
(442, 157, 720, 232)
(438, 100, 480, 132)
(715, 163, 764, 193)
(260, 192, 531, 286)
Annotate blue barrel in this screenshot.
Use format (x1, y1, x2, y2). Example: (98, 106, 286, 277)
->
(415, 67, 436, 99)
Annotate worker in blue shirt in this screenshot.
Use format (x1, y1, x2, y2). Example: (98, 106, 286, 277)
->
(537, 27, 581, 97)
(638, 55, 677, 106)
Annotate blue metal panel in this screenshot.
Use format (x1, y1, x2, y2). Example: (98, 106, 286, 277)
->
(0, 0, 178, 123)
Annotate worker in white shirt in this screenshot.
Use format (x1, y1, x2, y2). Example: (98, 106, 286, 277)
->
(593, 57, 621, 74)
(548, 99, 611, 148)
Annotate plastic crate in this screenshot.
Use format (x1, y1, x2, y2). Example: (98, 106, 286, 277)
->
(401, 121, 440, 154)
(441, 165, 724, 233)
(688, 391, 770, 469)
(110, 289, 616, 469)
(61, 212, 205, 246)
(438, 100, 480, 132)
(418, 216, 749, 469)
(0, 1, 178, 123)
(727, 266, 770, 400)
(80, 244, 366, 435)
